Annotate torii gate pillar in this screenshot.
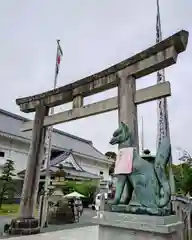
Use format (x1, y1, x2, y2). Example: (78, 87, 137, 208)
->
(118, 72, 139, 150)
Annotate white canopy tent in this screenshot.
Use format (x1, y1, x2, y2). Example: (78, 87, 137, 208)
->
(64, 191, 86, 199)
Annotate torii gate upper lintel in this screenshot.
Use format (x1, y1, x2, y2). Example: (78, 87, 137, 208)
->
(16, 30, 188, 114)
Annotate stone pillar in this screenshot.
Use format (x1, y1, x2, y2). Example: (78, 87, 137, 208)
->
(9, 103, 48, 235)
(118, 71, 139, 150)
(117, 72, 139, 203)
(72, 95, 83, 108)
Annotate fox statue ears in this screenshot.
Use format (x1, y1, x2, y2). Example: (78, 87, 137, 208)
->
(110, 122, 134, 145)
(112, 122, 128, 137)
(120, 122, 127, 129)
(120, 122, 129, 133)
(119, 122, 128, 139)
(119, 122, 135, 145)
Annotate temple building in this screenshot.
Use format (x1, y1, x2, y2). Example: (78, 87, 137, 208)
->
(0, 109, 112, 185)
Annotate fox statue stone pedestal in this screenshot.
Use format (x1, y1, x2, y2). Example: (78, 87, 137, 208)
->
(94, 123, 183, 239)
(92, 212, 183, 240)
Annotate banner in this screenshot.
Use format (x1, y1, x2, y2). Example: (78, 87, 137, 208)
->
(156, 0, 169, 148)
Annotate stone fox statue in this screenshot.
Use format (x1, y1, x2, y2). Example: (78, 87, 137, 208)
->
(109, 122, 171, 215)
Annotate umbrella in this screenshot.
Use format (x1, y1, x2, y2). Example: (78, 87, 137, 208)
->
(64, 191, 86, 199)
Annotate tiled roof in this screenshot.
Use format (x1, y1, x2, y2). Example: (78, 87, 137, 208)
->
(49, 166, 101, 180)
(0, 108, 108, 161)
(49, 151, 84, 171)
(18, 151, 102, 180)
(50, 150, 72, 167)
(49, 151, 101, 179)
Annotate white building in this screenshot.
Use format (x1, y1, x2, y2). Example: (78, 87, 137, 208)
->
(0, 109, 112, 183)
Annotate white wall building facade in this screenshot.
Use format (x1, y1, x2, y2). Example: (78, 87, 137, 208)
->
(0, 136, 29, 176)
(0, 109, 112, 182)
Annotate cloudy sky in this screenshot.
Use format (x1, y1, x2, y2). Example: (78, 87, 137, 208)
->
(0, 0, 191, 163)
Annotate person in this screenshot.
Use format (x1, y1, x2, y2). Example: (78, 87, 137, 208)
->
(66, 199, 78, 223)
(75, 198, 83, 217)
(95, 194, 101, 218)
(99, 193, 105, 218)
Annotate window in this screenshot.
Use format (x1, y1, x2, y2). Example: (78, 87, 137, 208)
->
(100, 171, 104, 175)
(0, 151, 5, 157)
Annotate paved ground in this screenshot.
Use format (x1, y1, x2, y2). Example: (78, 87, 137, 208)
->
(0, 209, 97, 238)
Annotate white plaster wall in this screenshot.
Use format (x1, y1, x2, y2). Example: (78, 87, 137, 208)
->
(0, 136, 29, 177)
(76, 156, 110, 181)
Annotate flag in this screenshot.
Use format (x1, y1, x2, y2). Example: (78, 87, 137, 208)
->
(55, 40, 63, 80)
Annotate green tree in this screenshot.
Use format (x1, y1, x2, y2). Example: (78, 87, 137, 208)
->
(187, 158, 192, 166)
(170, 163, 192, 195)
(0, 159, 16, 208)
(61, 180, 97, 202)
(105, 151, 117, 159)
(181, 163, 192, 195)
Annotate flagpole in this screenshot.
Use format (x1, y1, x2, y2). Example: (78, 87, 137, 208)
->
(40, 40, 63, 228)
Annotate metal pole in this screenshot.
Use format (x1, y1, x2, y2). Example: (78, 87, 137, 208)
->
(40, 40, 62, 228)
(141, 117, 144, 153)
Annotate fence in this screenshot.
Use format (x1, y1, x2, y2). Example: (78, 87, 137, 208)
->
(172, 195, 192, 240)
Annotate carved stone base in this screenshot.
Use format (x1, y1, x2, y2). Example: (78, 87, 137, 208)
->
(8, 217, 40, 235)
(106, 203, 172, 216)
(92, 212, 183, 240)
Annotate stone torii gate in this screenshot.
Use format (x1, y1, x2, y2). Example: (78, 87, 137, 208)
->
(10, 30, 188, 235)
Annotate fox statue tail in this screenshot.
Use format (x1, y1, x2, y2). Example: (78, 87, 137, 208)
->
(154, 137, 171, 208)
